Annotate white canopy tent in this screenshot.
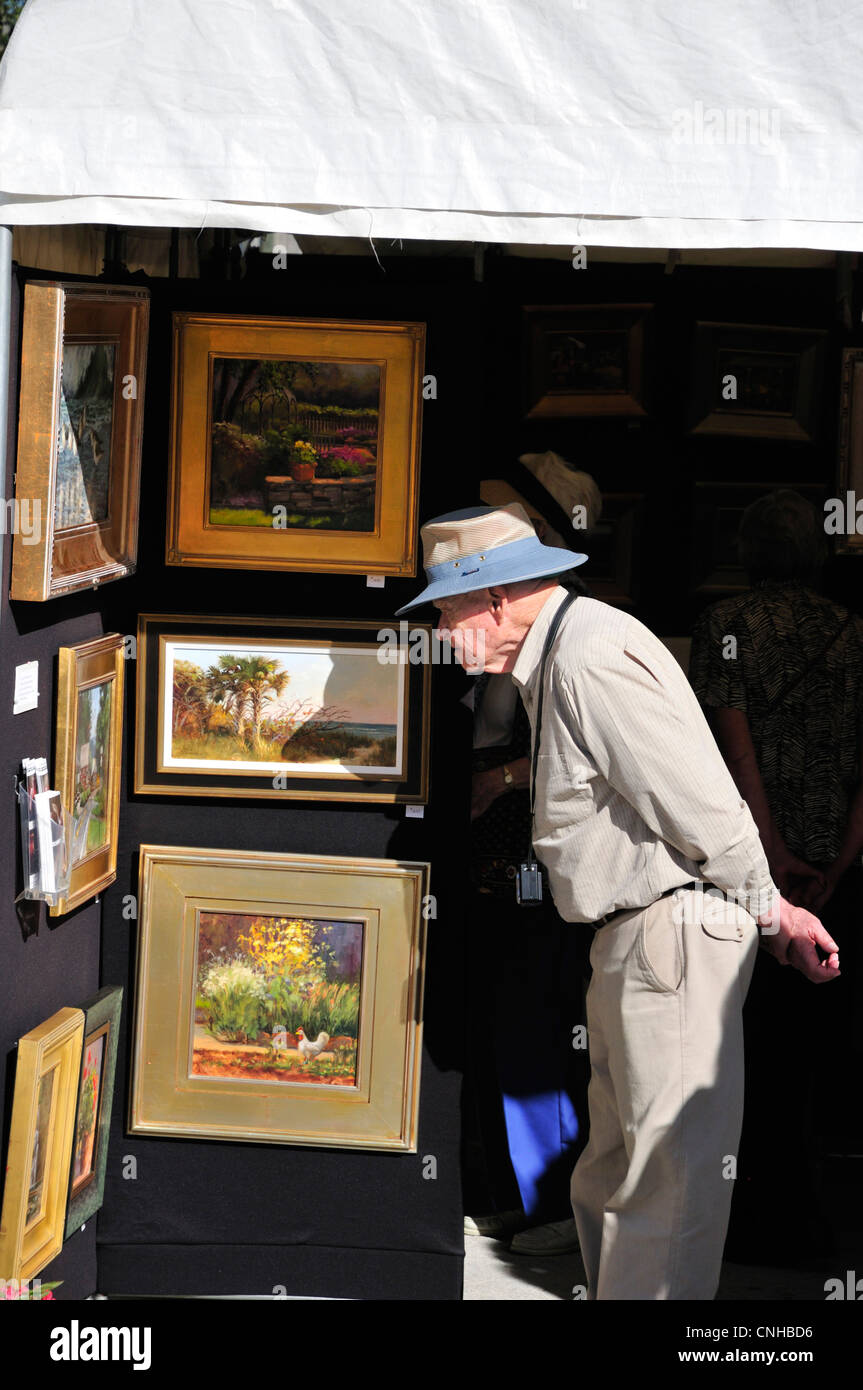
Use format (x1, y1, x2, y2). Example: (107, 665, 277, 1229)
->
(1, 0, 863, 501)
(1, 0, 863, 251)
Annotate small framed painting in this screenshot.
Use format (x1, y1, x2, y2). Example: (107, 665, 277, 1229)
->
(51, 633, 125, 916)
(691, 481, 824, 595)
(523, 304, 651, 418)
(129, 846, 429, 1151)
(134, 613, 430, 803)
(10, 280, 149, 601)
(0, 1008, 85, 1281)
(65, 986, 123, 1238)
(836, 347, 863, 554)
(689, 322, 826, 441)
(166, 313, 425, 575)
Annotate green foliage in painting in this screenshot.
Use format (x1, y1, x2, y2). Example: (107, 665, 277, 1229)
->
(200, 958, 268, 1043)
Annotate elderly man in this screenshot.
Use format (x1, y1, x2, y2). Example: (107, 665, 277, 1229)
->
(397, 502, 840, 1301)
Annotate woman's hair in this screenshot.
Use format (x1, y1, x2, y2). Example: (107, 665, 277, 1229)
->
(737, 488, 826, 585)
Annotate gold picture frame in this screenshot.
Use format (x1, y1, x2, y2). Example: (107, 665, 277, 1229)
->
(133, 612, 431, 803)
(166, 312, 425, 576)
(10, 280, 149, 601)
(52, 633, 125, 915)
(0, 1008, 85, 1282)
(130, 846, 429, 1151)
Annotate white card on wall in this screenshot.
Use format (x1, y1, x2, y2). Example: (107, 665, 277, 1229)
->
(13, 661, 39, 714)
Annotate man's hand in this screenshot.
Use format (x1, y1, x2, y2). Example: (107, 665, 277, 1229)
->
(757, 893, 840, 983)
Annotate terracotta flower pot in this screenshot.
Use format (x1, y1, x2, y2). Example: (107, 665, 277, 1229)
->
(289, 460, 316, 482)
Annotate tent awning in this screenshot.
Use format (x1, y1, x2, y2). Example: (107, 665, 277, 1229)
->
(2, 0, 863, 249)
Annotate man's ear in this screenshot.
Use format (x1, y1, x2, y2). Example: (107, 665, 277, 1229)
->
(488, 587, 507, 624)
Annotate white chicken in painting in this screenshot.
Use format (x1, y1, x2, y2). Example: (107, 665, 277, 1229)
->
(295, 1027, 330, 1063)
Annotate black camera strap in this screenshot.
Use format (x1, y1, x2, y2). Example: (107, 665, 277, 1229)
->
(525, 589, 580, 869)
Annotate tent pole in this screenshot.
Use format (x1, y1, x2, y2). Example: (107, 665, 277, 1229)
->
(0, 225, 13, 582)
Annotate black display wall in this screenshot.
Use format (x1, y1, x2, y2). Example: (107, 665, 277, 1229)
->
(2, 256, 481, 1301)
(2, 245, 859, 1303)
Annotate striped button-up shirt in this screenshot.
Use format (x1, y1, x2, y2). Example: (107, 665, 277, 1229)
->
(510, 586, 778, 923)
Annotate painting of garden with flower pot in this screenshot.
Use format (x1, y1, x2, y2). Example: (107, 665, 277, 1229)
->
(209, 356, 380, 532)
(193, 912, 363, 1086)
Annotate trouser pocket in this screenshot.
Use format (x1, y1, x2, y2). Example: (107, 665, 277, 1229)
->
(637, 897, 684, 993)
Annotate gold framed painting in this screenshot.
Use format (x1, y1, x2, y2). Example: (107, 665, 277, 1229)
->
(10, 280, 149, 601)
(134, 612, 431, 803)
(0, 1008, 85, 1282)
(52, 633, 125, 915)
(166, 312, 425, 576)
(129, 847, 429, 1151)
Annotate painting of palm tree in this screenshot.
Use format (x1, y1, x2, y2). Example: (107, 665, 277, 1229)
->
(163, 639, 402, 776)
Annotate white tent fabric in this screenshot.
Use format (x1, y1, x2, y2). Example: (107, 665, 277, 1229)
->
(1, 0, 862, 249)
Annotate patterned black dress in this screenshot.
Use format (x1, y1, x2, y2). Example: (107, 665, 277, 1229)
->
(689, 579, 863, 866)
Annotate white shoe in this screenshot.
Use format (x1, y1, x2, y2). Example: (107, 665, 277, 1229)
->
(510, 1218, 580, 1255)
(464, 1209, 523, 1238)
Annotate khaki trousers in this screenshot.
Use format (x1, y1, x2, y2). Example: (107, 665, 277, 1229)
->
(570, 884, 759, 1300)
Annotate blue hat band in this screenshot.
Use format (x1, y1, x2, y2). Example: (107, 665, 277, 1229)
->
(425, 535, 545, 586)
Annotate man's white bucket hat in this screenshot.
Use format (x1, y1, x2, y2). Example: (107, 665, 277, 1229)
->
(395, 502, 588, 616)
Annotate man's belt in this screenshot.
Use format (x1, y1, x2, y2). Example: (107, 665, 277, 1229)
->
(594, 880, 698, 929)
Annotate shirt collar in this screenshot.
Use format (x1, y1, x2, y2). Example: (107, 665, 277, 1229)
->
(510, 585, 570, 697)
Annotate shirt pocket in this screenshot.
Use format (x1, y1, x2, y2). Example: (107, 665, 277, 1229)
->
(534, 751, 595, 831)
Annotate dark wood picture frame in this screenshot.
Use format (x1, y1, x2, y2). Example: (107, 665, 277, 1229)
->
(523, 304, 651, 419)
(691, 481, 825, 595)
(689, 322, 826, 441)
(836, 347, 863, 555)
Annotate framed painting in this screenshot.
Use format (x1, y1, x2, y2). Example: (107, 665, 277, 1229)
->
(129, 846, 429, 1151)
(691, 481, 824, 595)
(0, 1008, 84, 1281)
(65, 986, 123, 1238)
(10, 280, 149, 601)
(836, 347, 863, 554)
(134, 613, 430, 803)
(166, 313, 425, 575)
(689, 322, 826, 441)
(523, 304, 651, 419)
(51, 633, 125, 916)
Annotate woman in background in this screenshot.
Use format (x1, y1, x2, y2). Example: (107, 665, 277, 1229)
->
(689, 489, 863, 1261)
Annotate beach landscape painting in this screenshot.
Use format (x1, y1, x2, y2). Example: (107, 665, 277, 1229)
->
(161, 638, 403, 778)
(192, 911, 363, 1087)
